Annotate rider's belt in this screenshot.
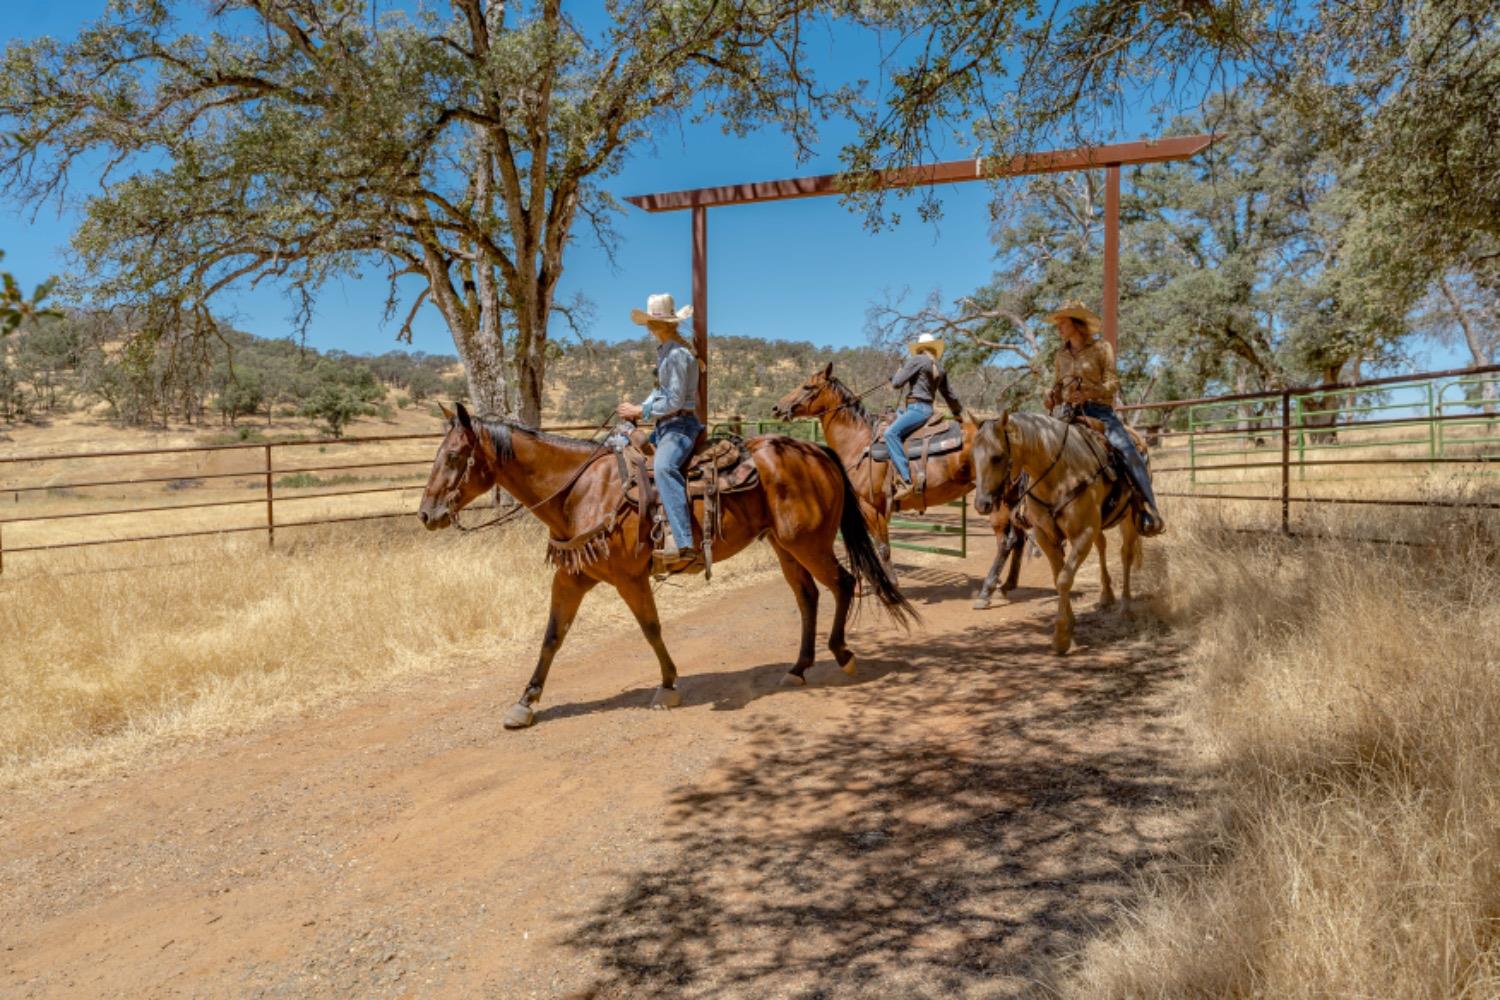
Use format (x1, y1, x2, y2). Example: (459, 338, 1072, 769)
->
(905, 396, 928, 405)
(656, 409, 697, 421)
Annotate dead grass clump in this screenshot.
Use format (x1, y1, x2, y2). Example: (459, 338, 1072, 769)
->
(0, 521, 780, 791)
(1059, 502, 1500, 999)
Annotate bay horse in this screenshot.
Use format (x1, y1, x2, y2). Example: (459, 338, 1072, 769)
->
(418, 402, 917, 728)
(773, 364, 1026, 609)
(971, 411, 1144, 654)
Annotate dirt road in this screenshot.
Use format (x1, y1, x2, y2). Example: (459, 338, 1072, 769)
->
(2, 545, 1200, 999)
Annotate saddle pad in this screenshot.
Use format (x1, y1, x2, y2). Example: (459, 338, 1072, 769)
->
(870, 420, 964, 462)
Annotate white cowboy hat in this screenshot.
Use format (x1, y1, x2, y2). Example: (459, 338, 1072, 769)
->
(909, 331, 946, 358)
(1047, 299, 1102, 334)
(631, 292, 694, 327)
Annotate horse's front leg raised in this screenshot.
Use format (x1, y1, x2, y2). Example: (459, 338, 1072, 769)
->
(616, 575, 684, 709)
(505, 569, 597, 729)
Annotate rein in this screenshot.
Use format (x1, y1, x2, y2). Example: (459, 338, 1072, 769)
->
(451, 418, 613, 533)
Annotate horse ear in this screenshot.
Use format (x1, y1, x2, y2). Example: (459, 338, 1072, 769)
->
(998, 409, 1009, 430)
(454, 400, 474, 435)
(821, 362, 833, 378)
(438, 401, 455, 423)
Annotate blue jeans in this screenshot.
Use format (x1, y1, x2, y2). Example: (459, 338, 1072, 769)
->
(651, 414, 701, 550)
(884, 402, 932, 484)
(1081, 402, 1160, 513)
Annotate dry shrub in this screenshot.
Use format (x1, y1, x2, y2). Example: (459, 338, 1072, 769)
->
(0, 520, 780, 791)
(1059, 500, 1500, 999)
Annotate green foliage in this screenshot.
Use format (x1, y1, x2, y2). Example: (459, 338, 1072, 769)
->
(0, 250, 59, 338)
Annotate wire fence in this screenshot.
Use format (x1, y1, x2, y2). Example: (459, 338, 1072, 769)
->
(6, 362, 1496, 572)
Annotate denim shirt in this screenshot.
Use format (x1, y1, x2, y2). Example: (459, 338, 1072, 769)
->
(640, 340, 699, 420)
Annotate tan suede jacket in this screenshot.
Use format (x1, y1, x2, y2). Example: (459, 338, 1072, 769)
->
(1048, 338, 1120, 407)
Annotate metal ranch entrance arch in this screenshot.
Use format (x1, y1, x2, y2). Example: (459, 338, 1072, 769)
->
(625, 134, 1217, 420)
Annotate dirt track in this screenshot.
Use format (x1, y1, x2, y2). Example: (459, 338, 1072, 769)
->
(2, 545, 1200, 999)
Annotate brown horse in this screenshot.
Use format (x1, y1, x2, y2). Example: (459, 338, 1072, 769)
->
(418, 402, 916, 728)
(971, 411, 1144, 654)
(773, 364, 1025, 608)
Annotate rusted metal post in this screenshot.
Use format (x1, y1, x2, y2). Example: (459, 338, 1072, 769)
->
(1103, 163, 1121, 350)
(1, 520, 5, 575)
(692, 205, 709, 423)
(263, 444, 275, 550)
(1280, 390, 1291, 535)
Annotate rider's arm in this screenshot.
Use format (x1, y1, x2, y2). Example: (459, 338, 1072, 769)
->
(644, 344, 693, 419)
(937, 370, 963, 416)
(889, 354, 923, 391)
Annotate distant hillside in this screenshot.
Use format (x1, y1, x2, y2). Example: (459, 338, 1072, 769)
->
(550, 334, 1020, 423)
(1, 312, 1021, 439)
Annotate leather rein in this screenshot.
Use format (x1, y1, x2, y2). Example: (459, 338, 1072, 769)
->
(445, 419, 613, 534)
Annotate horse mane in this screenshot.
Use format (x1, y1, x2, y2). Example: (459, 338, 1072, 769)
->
(823, 374, 871, 425)
(477, 416, 598, 460)
(1006, 411, 1105, 471)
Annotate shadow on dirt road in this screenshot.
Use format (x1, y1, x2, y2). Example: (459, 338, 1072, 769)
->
(561, 601, 1199, 1000)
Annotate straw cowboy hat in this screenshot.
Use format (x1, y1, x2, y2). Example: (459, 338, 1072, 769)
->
(1047, 299, 1102, 334)
(909, 331, 946, 358)
(631, 292, 693, 327)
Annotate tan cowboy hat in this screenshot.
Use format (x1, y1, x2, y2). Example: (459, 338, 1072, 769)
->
(1047, 299, 1101, 334)
(631, 292, 693, 327)
(909, 331, 946, 358)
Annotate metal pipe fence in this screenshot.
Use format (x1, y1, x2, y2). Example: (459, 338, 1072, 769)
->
(1119, 363, 1500, 535)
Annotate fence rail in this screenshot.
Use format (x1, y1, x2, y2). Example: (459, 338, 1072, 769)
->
(1121, 363, 1500, 535)
(8, 363, 1500, 570)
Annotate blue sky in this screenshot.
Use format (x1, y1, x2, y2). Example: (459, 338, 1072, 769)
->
(2, 1, 1008, 359)
(1, 1, 1463, 371)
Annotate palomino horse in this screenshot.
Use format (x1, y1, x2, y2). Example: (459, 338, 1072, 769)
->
(971, 411, 1144, 654)
(418, 402, 916, 728)
(773, 364, 1026, 608)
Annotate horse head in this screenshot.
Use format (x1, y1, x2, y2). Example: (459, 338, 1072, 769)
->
(772, 362, 840, 420)
(970, 412, 1013, 517)
(418, 401, 498, 530)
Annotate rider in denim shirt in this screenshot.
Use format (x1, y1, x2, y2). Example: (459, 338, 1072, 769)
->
(615, 294, 703, 566)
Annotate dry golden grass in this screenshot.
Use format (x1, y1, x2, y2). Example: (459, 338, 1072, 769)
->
(1057, 500, 1500, 999)
(0, 519, 781, 792)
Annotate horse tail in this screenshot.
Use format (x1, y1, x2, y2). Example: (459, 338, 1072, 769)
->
(822, 445, 919, 628)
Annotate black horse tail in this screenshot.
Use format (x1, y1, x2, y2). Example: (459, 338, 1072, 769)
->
(822, 445, 920, 628)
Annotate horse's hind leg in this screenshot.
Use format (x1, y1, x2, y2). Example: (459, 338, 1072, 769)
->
(771, 543, 821, 686)
(789, 543, 859, 677)
(505, 570, 597, 729)
(1095, 527, 1116, 609)
(1120, 518, 1140, 614)
(616, 576, 685, 709)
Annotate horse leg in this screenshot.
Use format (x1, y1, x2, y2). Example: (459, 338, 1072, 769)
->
(794, 545, 859, 677)
(973, 523, 1016, 610)
(1120, 518, 1140, 615)
(1001, 524, 1026, 594)
(615, 575, 685, 709)
(1052, 522, 1098, 655)
(1095, 526, 1116, 609)
(504, 570, 597, 729)
(771, 543, 821, 686)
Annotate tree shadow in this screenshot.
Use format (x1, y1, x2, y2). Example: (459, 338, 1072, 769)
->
(557, 614, 1202, 999)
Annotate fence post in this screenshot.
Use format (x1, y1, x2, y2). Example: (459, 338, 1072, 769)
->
(1295, 396, 1307, 481)
(1188, 406, 1197, 485)
(0, 520, 5, 575)
(263, 443, 275, 550)
(1427, 381, 1437, 469)
(1280, 390, 1291, 536)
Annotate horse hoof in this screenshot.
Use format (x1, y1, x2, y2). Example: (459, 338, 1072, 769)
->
(782, 672, 807, 688)
(1052, 632, 1073, 655)
(972, 596, 992, 610)
(1098, 596, 1117, 610)
(651, 686, 683, 710)
(502, 702, 536, 729)
(840, 656, 858, 678)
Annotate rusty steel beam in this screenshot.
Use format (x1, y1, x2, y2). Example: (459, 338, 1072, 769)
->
(625, 135, 1216, 213)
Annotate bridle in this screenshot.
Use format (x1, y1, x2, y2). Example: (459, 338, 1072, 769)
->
(439, 418, 613, 533)
(783, 376, 887, 422)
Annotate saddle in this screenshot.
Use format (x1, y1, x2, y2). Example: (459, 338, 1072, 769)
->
(616, 432, 760, 580)
(868, 412, 965, 462)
